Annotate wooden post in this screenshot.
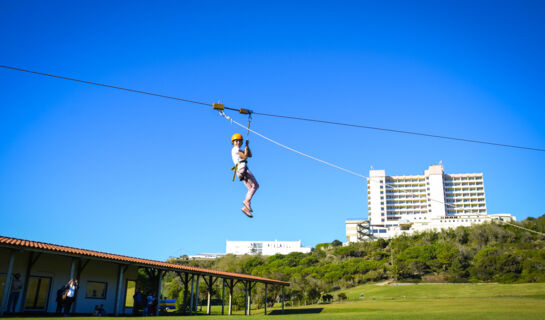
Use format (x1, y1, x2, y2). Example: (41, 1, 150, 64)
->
(264, 283, 268, 315)
(0, 250, 15, 316)
(221, 279, 225, 315)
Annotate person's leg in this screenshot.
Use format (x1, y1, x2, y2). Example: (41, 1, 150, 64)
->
(7, 292, 16, 313)
(64, 299, 72, 315)
(242, 169, 259, 208)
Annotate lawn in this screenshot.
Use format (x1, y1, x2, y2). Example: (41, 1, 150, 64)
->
(8, 283, 545, 319)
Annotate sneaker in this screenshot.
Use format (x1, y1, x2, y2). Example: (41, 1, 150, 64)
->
(242, 200, 253, 212)
(242, 207, 254, 218)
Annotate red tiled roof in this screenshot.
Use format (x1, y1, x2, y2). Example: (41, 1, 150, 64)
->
(0, 235, 289, 286)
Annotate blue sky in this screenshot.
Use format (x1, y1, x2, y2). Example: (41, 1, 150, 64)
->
(1, 0, 544, 260)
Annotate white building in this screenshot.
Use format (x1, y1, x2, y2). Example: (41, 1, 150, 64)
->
(346, 163, 516, 241)
(226, 240, 312, 256)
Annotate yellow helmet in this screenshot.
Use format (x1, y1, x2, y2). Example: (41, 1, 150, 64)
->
(231, 133, 243, 142)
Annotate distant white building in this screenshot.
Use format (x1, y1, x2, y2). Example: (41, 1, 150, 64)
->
(226, 240, 312, 255)
(188, 253, 225, 260)
(346, 163, 516, 241)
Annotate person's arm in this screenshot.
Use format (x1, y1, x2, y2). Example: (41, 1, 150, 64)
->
(237, 147, 252, 159)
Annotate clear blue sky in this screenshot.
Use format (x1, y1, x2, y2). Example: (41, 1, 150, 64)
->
(1, 0, 544, 260)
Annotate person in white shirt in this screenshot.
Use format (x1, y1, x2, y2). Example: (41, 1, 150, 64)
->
(231, 133, 259, 217)
(63, 278, 78, 315)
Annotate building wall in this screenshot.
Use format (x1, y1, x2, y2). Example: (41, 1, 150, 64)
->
(0, 248, 138, 315)
(352, 163, 505, 241)
(226, 240, 311, 255)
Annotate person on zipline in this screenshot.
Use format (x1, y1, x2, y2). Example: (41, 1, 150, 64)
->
(231, 133, 259, 218)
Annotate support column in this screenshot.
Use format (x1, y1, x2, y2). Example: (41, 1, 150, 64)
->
(189, 276, 195, 316)
(264, 283, 268, 315)
(247, 282, 251, 315)
(206, 276, 212, 315)
(228, 280, 233, 316)
(221, 279, 225, 315)
(0, 250, 16, 316)
(69, 259, 76, 280)
(195, 275, 200, 313)
(244, 282, 248, 316)
(181, 273, 190, 314)
(155, 271, 163, 316)
(114, 265, 125, 316)
(282, 286, 285, 314)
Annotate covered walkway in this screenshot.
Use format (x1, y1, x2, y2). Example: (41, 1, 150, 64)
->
(0, 235, 289, 316)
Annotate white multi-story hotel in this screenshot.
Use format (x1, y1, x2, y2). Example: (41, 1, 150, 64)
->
(346, 163, 515, 241)
(226, 240, 312, 255)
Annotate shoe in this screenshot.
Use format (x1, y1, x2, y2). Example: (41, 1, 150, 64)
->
(242, 200, 253, 212)
(242, 207, 253, 218)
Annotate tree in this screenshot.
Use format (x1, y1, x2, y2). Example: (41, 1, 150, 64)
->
(337, 292, 347, 303)
(322, 293, 333, 303)
(331, 240, 343, 247)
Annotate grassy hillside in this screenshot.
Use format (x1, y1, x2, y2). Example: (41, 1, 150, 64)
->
(10, 283, 545, 319)
(340, 282, 545, 300)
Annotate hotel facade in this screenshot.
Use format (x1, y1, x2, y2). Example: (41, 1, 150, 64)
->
(346, 164, 515, 241)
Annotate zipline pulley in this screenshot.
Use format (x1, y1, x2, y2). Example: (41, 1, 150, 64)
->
(245, 112, 252, 146)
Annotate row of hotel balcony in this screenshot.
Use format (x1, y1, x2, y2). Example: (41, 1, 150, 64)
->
(386, 195, 427, 200)
(386, 210, 428, 215)
(445, 187, 484, 192)
(385, 200, 427, 204)
(386, 189, 426, 193)
(447, 204, 486, 208)
(444, 182, 483, 187)
(446, 200, 486, 204)
(445, 192, 484, 197)
(385, 178, 426, 183)
(444, 176, 482, 181)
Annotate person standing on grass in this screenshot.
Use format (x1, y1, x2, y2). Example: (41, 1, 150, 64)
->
(231, 133, 259, 218)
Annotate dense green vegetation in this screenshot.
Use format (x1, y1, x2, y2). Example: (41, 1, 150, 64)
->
(158, 216, 544, 310)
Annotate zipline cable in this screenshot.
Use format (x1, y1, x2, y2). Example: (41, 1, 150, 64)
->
(220, 111, 367, 179)
(220, 111, 545, 238)
(3, 65, 541, 236)
(251, 112, 545, 152)
(497, 220, 545, 237)
(1, 64, 544, 152)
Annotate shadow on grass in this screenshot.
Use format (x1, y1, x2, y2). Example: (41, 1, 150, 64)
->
(268, 308, 323, 315)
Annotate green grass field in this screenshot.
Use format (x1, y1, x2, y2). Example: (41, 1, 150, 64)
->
(9, 283, 545, 319)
